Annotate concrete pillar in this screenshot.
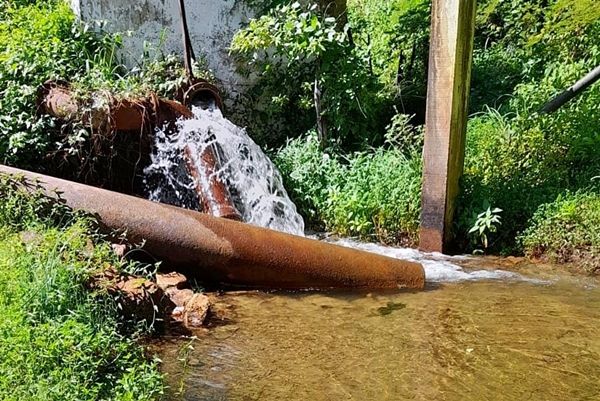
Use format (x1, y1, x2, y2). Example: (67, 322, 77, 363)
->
(419, 0, 476, 253)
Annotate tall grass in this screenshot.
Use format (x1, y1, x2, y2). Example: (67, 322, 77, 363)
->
(0, 175, 164, 400)
(275, 133, 422, 245)
(519, 190, 600, 272)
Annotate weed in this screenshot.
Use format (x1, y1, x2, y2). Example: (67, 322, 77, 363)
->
(520, 190, 600, 273)
(0, 174, 164, 400)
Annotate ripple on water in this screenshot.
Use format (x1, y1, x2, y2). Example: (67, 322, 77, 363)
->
(159, 271, 600, 401)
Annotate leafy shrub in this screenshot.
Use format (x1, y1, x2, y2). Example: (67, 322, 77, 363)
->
(231, 1, 384, 148)
(0, 174, 82, 229)
(0, 0, 115, 166)
(275, 132, 422, 245)
(519, 190, 600, 272)
(459, 48, 600, 252)
(348, 0, 430, 90)
(274, 133, 341, 223)
(267, 0, 600, 257)
(0, 0, 204, 174)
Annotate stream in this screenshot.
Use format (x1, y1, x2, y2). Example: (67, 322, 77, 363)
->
(155, 254, 600, 401)
(144, 107, 600, 400)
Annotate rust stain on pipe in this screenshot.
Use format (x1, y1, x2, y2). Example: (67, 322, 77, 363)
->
(183, 144, 242, 220)
(38, 81, 196, 132)
(0, 165, 425, 290)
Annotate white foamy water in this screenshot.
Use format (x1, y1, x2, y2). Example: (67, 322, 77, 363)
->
(143, 107, 305, 235)
(143, 105, 546, 285)
(324, 237, 545, 283)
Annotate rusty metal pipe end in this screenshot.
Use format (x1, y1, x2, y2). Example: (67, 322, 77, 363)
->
(181, 80, 224, 111)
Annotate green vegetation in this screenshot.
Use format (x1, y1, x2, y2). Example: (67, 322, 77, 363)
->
(0, 175, 164, 400)
(275, 133, 421, 245)
(0, 0, 107, 166)
(238, 0, 600, 269)
(0, 0, 201, 172)
(520, 190, 600, 273)
(231, 1, 384, 148)
(0, 0, 598, 269)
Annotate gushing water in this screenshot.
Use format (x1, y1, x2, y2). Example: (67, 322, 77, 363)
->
(144, 106, 535, 284)
(143, 107, 305, 235)
(323, 237, 548, 283)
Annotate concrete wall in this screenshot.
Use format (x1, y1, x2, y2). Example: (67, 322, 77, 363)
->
(70, 0, 256, 104)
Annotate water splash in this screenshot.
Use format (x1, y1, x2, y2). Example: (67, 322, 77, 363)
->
(323, 237, 548, 283)
(143, 106, 547, 284)
(143, 107, 305, 235)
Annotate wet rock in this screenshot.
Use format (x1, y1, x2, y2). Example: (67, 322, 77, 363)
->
(156, 272, 188, 291)
(111, 243, 128, 258)
(114, 277, 173, 323)
(168, 288, 194, 307)
(88, 268, 212, 329)
(156, 272, 212, 328)
(204, 294, 235, 326)
(88, 267, 173, 325)
(183, 293, 211, 328)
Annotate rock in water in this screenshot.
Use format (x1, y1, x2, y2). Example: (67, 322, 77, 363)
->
(184, 293, 211, 328)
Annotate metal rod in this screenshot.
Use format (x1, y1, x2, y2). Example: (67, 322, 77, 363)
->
(178, 0, 195, 81)
(541, 65, 600, 114)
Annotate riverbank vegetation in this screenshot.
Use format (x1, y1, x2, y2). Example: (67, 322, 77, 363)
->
(0, 0, 596, 396)
(234, 0, 600, 270)
(0, 176, 164, 400)
(0, 0, 598, 271)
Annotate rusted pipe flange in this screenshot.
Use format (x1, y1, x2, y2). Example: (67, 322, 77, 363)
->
(180, 79, 224, 111)
(36, 79, 77, 118)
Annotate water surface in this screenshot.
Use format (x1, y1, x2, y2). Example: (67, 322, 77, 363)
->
(157, 260, 600, 401)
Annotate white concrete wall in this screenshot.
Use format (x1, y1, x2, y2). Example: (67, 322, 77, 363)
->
(71, 0, 256, 102)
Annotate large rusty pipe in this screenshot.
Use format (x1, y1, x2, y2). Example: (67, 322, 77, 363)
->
(0, 165, 425, 290)
(38, 81, 195, 131)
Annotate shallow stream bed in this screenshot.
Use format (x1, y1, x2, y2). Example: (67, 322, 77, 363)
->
(155, 255, 600, 401)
